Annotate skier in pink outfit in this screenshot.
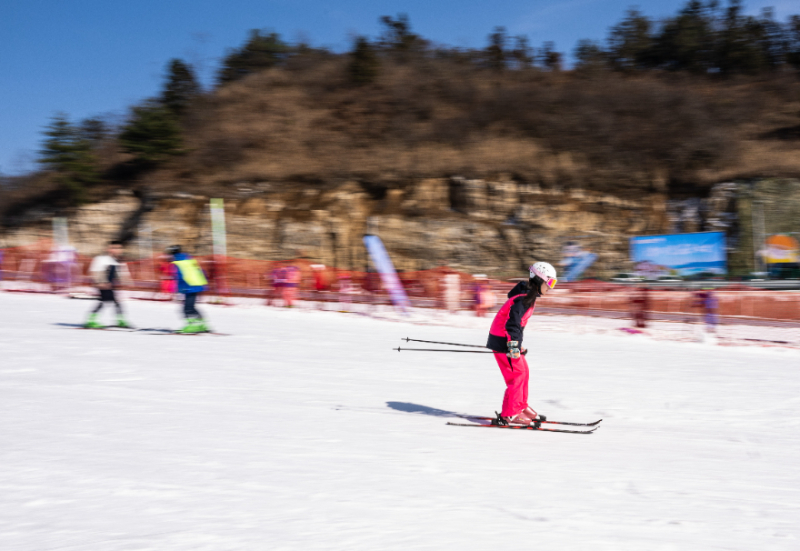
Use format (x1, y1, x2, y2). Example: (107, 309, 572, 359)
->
(486, 262, 558, 427)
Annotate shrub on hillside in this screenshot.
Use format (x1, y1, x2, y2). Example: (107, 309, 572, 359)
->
(218, 30, 290, 84)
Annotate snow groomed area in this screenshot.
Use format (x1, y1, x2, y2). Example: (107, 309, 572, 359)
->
(1, 291, 799, 550)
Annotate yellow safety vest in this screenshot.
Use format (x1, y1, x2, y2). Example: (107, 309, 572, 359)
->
(173, 259, 208, 286)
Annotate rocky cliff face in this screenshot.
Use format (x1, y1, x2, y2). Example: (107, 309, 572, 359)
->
(5, 176, 785, 278)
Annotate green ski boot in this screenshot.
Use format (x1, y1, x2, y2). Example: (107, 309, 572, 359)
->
(195, 319, 210, 333)
(84, 313, 102, 329)
(116, 317, 133, 329)
(178, 318, 202, 334)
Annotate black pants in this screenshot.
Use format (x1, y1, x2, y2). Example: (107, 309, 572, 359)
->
(184, 292, 202, 319)
(93, 289, 122, 315)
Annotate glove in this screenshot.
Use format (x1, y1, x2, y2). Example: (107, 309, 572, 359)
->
(507, 341, 521, 359)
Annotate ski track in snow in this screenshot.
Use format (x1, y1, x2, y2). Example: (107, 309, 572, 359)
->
(1, 292, 798, 551)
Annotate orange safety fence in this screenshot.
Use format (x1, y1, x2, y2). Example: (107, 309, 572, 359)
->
(0, 241, 481, 301)
(2, 241, 800, 322)
(542, 288, 800, 323)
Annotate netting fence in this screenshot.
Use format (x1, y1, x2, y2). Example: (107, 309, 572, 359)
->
(2, 240, 799, 346)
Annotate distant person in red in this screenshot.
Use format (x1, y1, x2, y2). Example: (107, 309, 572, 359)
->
(311, 264, 326, 308)
(282, 265, 300, 307)
(312, 265, 326, 292)
(205, 257, 218, 295)
(363, 271, 381, 306)
(631, 286, 650, 329)
(157, 254, 176, 300)
(337, 271, 354, 308)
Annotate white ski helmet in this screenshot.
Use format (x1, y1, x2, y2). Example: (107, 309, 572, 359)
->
(529, 261, 558, 289)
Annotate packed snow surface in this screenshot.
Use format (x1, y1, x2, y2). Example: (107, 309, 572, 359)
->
(1, 292, 799, 550)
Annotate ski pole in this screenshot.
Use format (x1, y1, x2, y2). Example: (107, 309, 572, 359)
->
(403, 337, 487, 349)
(394, 347, 494, 353)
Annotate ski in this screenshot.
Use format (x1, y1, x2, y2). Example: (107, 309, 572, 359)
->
(447, 422, 598, 434)
(162, 332, 229, 336)
(455, 414, 602, 427)
(75, 326, 137, 332)
(140, 329, 230, 336)
(70, 325, 228, 335)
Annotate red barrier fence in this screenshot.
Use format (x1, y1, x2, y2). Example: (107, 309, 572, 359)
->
(2, 241, 799, 323)
(541, 289, 800, 323)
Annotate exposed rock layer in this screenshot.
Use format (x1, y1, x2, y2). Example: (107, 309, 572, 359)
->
(2, 177, 796, 278)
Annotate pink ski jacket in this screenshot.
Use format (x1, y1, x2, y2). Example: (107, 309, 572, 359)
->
(486, 281, 536, 353)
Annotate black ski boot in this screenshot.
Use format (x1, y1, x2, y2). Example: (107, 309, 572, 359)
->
(491, 411, 509, 426)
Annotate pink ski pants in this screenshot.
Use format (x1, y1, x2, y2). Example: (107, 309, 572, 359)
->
(494, 352, 529, 418)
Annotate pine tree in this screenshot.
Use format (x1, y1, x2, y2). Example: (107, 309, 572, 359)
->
(378, 14, 425, 62)
(79, 117, 108, 144)
(510, 36, 534, 69)
(119, 103, 183, 165)
(486, 27, 508, 71)
(539, 42, 563, 71)
(607, 8, 654, 71)
(348, 37, 379, 86)
(39, 114, 99, 204)
(653, 0, 716, 73)
(788, 15, 800, 70)
(217, 30, 290, 84)
(162, 59, 200, 117)
(574, 40, 607, 71)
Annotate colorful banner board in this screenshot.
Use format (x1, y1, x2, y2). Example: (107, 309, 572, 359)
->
(763, 234, 799, 264)
(363, 234, 411, 314)
(630, 231, 726, 277)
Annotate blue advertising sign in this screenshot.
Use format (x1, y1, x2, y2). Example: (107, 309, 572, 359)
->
(630, 232, 726, 277)
(564, 252, 597, 282)
(363, 235, 411, 314)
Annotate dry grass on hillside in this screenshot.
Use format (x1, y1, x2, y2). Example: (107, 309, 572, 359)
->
(4, 58, 800, 222)
(154, 58, 800, 196)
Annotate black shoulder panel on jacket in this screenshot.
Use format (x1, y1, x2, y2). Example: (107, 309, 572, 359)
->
(507, 281, 529, 299)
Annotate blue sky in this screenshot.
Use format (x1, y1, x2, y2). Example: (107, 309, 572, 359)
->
(0, 0, 789, 176)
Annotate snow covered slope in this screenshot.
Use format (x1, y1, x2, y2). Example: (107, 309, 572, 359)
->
(1, 292, 798, 550)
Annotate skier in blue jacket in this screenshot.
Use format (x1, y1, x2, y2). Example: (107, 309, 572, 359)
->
(167, 245, 210, 333)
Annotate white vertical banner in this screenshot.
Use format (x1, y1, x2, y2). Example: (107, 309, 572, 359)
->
(443, 273, 461, 312)
(210, 198, 227, 257)
(53, 217, 69, 248)
(51, 217, 74, 288)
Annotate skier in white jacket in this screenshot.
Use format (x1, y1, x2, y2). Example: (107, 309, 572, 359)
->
(84, 240, 132, 328)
